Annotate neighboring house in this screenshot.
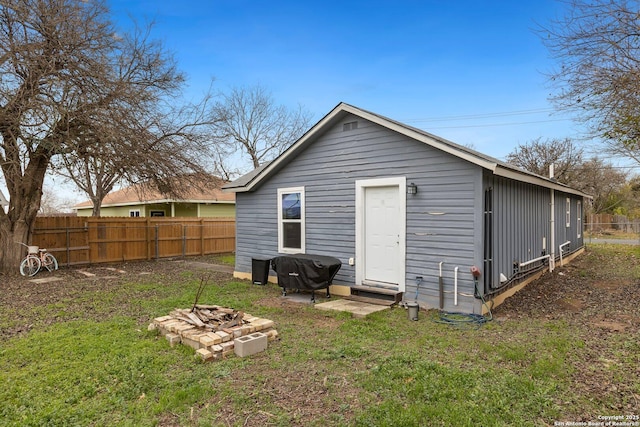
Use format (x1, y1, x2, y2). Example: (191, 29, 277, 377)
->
(224, 103, 590, 315)
(74, 179, 235, 218)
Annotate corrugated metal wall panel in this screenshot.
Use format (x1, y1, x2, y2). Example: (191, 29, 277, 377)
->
(488, 175, 551, 288)
(486, 175, 585, 292)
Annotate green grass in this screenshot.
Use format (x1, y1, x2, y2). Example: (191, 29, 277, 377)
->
(0, 246, 637, 426)
(584, 230, 640, 240)
(203, 253, 235, 266)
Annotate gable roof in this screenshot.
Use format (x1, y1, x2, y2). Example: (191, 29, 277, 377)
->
(223, 102, 590, 198)
(74, 177, 234, 210)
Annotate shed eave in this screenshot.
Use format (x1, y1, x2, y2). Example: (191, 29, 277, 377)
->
(494, 165, 591, 198)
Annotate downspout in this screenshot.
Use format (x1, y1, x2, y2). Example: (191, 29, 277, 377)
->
(549, 164, 555, 273)
(438, 261, 444, 309)
(454, 266, 459, 306)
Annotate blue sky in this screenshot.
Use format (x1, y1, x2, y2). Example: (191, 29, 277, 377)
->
(108, 0, 582, 161)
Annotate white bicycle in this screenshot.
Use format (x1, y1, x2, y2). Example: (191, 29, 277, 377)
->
(18, 242, 59, 277)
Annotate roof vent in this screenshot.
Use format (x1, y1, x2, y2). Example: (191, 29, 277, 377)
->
(343, 121, 358, 131)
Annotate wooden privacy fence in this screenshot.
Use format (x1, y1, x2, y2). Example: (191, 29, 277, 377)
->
(586, 213, 640, 233)
(31, 216, 235, 267)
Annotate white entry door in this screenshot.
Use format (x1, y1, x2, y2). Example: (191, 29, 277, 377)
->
(365, 186, 400, 284)
(356, 177, 406, 291)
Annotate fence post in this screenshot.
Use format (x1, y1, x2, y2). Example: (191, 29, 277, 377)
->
(200, 218, 205, 256)
(146, 217, 151, 260)
(65, 228, 70, 267)
(182, 225, 187, 257)
(155, 224, 159, 260)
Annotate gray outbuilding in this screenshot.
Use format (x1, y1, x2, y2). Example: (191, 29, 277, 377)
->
(224, 103, 589, 314)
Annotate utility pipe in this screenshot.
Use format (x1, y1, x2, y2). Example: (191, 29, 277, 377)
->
(438, 261, 444, 309)
(454, 266, 459, 306)
(559, 241, 571, 266)
(519, 254, 550, 268)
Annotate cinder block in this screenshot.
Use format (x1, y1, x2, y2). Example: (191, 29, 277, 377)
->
(165, 333, 181, 347)
(234, 332, 268, 357)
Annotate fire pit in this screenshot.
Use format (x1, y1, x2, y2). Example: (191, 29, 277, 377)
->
(150, 304, 278, 361)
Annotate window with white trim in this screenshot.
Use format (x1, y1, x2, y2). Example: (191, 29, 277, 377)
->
(129, 210, 141, 217)
(277, 187, 305, 253)
(565, 198, 571, 227)
(577, 201, 582, 238)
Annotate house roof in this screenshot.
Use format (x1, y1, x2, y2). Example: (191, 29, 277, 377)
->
(223, 102, 590, 198)
(74, 177, 235, 210)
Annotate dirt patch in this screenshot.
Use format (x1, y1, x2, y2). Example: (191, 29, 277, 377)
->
(0, 259, 229, 340)
(592, 279, 631, 291)
(493, 247, 640, 415)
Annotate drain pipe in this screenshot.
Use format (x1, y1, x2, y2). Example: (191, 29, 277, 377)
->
(519, 254, 550, 269)
(438, 261, 444, 309)
(454, 266, 459, 306)
(414, 276, 423, 302)
(559, 241, 571, 266)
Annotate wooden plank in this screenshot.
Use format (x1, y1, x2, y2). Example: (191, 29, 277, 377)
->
(186, 312, 206, 327)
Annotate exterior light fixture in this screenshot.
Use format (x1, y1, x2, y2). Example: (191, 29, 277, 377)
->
(407, 182, 418, 195)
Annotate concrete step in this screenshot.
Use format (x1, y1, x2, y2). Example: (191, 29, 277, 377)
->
(350, 285, 403, 305)
(346, 294, 399, 307)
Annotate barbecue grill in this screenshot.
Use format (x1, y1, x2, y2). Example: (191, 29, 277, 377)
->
(271, 254, 342, 302)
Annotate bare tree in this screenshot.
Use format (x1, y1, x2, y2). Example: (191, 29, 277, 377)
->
(50, 24, 213, 217)
(209, 85, 313, 174)
(39, 187, 74, 214)
(540, 0, 640, 162)
(506, 139, 628, 213)
(0, 0, 210, 272)
(575, 158, 628, 214)
(505, 137, 584, 185)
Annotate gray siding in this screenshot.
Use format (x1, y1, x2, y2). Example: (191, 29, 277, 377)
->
(235, 113, 483, 313)
(487, 175, 551, 290)
(554, 191, 584, 256)
(485, 175, 585, 293)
